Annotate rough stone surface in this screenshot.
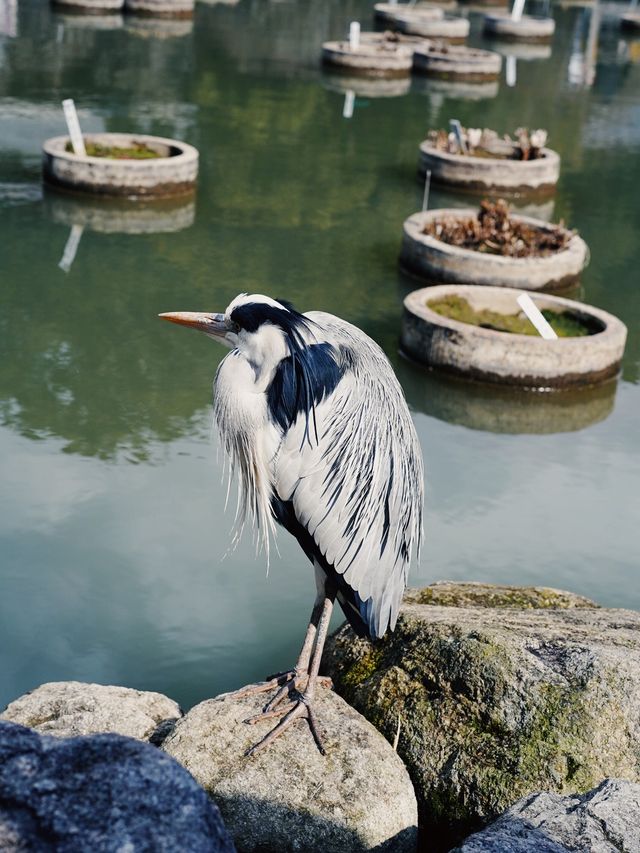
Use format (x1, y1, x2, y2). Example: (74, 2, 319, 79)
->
(400, 285, 627, 390)
(1, 681, 181, 742)
(0, 721, 235, 852)
(454, 779, 640, 852)
(323, 582, 640, 846)
(162, 688, 418, 853)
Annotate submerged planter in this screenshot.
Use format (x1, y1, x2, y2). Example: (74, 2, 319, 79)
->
(51, 0, 124, 11)
(413, 43, 501, 80)
(418, 140, 560, 193)
(124, 0, 194, 18)
(483, 14, 555, 42)
(393, 13, 470, 42)
(322, 72, 411, 98)
(413, 76, 499, 100)
(321, 39, 414, 77)
(42, 133, 198, 199)
(374, 2, 444, 24)
(125, 16, 192, 36)
(399, 208, 587, 291)
(401, 285, 627, 388)
(45, 192, 195, 234)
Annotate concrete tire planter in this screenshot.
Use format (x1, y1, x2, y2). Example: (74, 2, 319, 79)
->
(374, 3, 444, 24)
(124, 0, 194, 18)
(418, 141, 560, 193)
(393, 13, 470, 42)
(401, 285, 627, 389)
(399, 209, 588, 291)
(483, 14, 555, 42)
(413, 44, 502, 81)
(42, 133, 199, 199)
(321, 40, 414, 77)
(51, 0, 124, 11)
(413, 76, 499, 100)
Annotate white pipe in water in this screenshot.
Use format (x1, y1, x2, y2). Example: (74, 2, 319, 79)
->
(343, 90, 355, 119)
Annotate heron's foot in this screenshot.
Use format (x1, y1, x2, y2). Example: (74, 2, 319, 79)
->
(233, 670, 332, 711)
(245, 694, 326, 757)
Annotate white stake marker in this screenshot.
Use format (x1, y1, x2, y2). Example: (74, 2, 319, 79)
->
(58, 224, 84, 273)
(62, 98, 86, 157)
(349, 21, 360, 49)
(343, 90, 355, 119)
(506, 54, 517, 87)
(422, 169, 432, 211)
(511, 0, 526, 21)
(449, 118, 467, 154)
(517, 292, 558, 340)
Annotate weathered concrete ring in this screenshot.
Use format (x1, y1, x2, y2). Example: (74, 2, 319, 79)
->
(394, 13, 470, 41)
(42, 133, 198, 199)
(399, 209, 588, 291)
(374, 2, 444, 24)
(418, 142, 560, 192)
(124, 0, 194, 18)
(401, 284, 627, 389)
(483, 14, 555, 42)
(51, 0, 124, 12)
(413, 44, 501, 80)
(321, 40, 414, 77)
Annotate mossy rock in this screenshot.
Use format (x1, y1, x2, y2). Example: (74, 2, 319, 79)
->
(405, 581, 598, 610)
(323, 583, 640, 851)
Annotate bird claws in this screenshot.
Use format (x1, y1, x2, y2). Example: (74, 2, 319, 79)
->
(244, 696, 327, 757)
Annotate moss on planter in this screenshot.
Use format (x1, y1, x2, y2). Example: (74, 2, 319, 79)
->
(428, 295, 592, 337)
(65, 141, 163, 159)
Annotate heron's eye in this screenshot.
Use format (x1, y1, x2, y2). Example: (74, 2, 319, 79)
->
(228, 320, 241, 334)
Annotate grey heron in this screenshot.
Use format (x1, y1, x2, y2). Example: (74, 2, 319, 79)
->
(160, 294, 423, 755)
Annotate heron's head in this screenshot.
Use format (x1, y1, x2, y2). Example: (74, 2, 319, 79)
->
(160, 293, 310, 370)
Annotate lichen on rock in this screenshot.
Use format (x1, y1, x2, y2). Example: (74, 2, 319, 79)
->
(323, 582, 640, 848)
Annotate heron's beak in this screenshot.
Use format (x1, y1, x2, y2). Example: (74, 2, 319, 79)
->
(158, 312, 228, 341)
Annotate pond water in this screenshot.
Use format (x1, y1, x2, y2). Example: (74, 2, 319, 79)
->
(1, 0, 638, 712)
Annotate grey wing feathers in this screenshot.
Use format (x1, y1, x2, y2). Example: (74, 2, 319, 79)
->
(275, 312, 424, 638)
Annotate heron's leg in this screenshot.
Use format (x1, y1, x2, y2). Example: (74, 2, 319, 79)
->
(232, 594, 331, 704)
(245, 592, 335, 757)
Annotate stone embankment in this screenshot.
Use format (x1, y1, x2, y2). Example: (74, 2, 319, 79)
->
(323, 582, 640, 847)
(3, 582, 640, 852)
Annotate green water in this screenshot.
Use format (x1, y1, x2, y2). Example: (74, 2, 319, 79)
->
(1, 0, 639, 712)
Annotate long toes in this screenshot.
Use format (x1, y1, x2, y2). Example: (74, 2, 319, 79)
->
(245, 702, 307, 757)
(263, 681, 297, 713)
(244, 701, 297, 725)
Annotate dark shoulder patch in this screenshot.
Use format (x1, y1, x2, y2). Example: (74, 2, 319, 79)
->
(267, 342, 344, 437)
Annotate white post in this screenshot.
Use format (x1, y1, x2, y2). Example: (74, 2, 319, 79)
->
(449, 119, 467, 154)
(517, 293, 558, 340)
(511, 0, 526, 21)
(506, 55, 517, 87)
(422, 169, 432, 211)
(343, 90, 355, 119)
(349, 21, 360, 49)
(58, 224, 84, 273)
(62, 99, 86, 157)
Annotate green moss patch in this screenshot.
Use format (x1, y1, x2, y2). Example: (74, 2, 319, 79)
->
(66, 141, 163, 160)
(427, 295, 592, 338)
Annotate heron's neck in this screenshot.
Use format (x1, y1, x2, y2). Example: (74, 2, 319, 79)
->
(237, 324, 289, 392)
